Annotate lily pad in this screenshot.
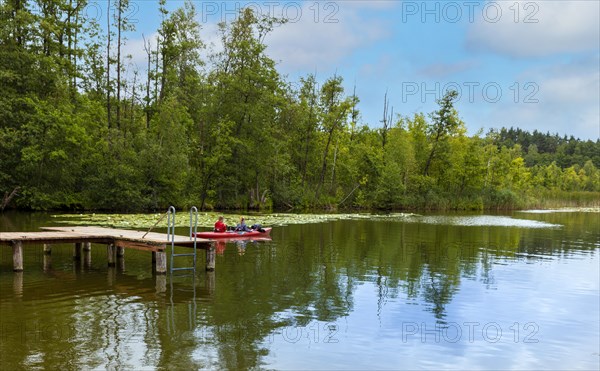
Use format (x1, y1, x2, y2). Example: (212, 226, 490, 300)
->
(50, 211, 420, 229)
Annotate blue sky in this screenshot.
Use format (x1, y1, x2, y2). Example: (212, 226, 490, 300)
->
(118, 0, 599, 140)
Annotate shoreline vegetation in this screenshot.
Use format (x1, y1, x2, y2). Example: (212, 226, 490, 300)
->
(1, 4, 599, 213)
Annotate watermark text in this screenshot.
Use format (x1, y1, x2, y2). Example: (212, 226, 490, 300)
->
(402, 321, 540, 343)
(401, 1, 540, 24)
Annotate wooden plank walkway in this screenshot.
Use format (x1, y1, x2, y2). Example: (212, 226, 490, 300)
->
(0, 226, 214, 273)
(41, 226, 209, 247)
(0, 231, 112, 245)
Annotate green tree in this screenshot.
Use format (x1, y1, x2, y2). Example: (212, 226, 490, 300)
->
(157, 0, 203, 105)
(113, 0, 135, 130)
(373, 120, 416, 207)
(314, 75, 353, 201)
(445, 133, 486, 199)
(423, 90, 462, 176)
(200, 8, 285, 208)
(581, 160, 600, 191)
(138, 96, 191, 208)
(295, 75, 320, 188)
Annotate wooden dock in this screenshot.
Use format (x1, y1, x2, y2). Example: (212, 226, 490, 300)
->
(0, 226, 214, 274)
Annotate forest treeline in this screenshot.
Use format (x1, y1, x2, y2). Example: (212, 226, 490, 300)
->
(1, 1, 599, 211)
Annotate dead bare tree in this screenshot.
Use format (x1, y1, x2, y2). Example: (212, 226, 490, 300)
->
(1, 187, 20, 212)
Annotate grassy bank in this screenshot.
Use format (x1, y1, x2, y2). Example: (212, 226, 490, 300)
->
(522, 190, 600, 209)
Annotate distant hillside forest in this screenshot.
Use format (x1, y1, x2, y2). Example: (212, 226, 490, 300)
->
(1, 1, 599, 211)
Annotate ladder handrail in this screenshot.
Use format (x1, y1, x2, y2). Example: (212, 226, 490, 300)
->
(189, 206, 198, 240)
(166, 206, 198, 336)
(189, 206, 198, 271)
(167, 206, 176, 273)
(167, 206, 176, 244)
(168, 206, 199, 274)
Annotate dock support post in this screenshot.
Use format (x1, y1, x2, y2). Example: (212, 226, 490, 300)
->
(83, 249, 92, 269)
(14, 272, 23, 297)
(116, 246, 124, 257)
(43, 243, 52, 255)
(73, 242, 82, 261)
(12, 241, 23, 272)
(155, 247, 167, 274)
(107, 266, 116, 286)
(83, 242, 92, 269)
(206, 271, 215, 294)
(117, 255, 125, 272)
(155, 275, 167, 293)
(206, 245, 216, 272)
(107, 243, 116, 267)
(43, 254, 52, 272)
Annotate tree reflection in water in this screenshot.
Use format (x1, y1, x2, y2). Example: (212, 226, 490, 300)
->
(0, 212, 597, 369)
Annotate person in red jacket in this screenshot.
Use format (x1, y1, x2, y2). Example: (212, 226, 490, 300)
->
(214, 216, 227, 232)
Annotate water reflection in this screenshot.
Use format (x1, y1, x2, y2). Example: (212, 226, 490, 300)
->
(0, 212, 598, 369)
(412, 215, 562, 228)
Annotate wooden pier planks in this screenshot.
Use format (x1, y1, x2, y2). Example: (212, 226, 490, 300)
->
(0, 231, 112, 245)
(0, 226, 213, 273)
(39, 226, 210, 247)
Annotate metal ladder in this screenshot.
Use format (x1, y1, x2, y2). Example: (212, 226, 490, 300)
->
(168, 206, 198, 274)
(166, 207, 198, 338)
(167, 267, 197, 337)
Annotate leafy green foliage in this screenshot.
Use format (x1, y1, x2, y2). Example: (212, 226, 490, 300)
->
(1, 4, 598, 211)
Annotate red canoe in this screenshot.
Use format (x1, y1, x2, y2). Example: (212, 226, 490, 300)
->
(193, 228, 272, 239)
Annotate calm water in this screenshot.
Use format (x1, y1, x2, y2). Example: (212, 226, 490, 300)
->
(1, 211, 599, 370)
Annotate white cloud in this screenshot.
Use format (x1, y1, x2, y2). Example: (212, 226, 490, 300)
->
(121, 22, 218, 76)
(467, 0, 599, 57)
(264, 1, 391, 72)
(477, 57, 600, 139)
(529, 57, 599, 139)
(122, 32, 160, 69)
(122, 1, 392, 75)
(198, 21, 222, 61)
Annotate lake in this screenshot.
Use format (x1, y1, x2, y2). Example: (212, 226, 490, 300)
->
(1, 210, 598, 370)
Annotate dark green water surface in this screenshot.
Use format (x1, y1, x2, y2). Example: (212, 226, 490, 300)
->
(1, 211, 598, 370)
